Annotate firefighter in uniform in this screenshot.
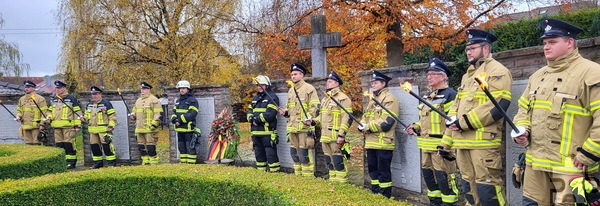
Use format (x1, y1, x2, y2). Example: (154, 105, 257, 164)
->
(84, 86, 117, 168)
(305, 71, 352, 183)
(46, 80, 83, 169)
(278, 63, 320, 176)
(359, 70, 399, 198)
(441, 29, 512, 205)
(407, 58, 458, 205)
(16, 80, 48, 145)
(171, 80, 199, 164)
(247, 75, 281, 172)
(130, 82, 163, 165)
(512, 18, 600, 205)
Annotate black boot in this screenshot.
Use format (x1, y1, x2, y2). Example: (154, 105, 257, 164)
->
(107, 160, 117, 167)
(371, 185, 381, 194)
(67, 160, 76, 169)
(92, 161, 104, 169)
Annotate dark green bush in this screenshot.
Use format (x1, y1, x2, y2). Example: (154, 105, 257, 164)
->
(0, 165, 403, 205)
(0, 144, 65, 180)
(405, 7, 600, 85)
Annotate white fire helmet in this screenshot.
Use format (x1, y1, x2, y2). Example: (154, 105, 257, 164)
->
(176, 80, 191, 89)
(255, 75, 271, 86)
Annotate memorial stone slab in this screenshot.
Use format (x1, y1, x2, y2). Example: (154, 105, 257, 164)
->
(0, 104, 23, 144)
(506, 79, 528, 206)
(275, 92, 294, 168)
(389, 86, 421, 193)
(111, 101, 131, 160)
(188, 97, 215, 161)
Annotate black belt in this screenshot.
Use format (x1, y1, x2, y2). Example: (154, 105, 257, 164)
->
(428, 134, 443, 138)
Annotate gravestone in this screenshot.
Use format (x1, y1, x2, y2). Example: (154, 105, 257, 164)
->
(191, 97, 215, 161)
(298, 15, 342, 77)
(388, 86, 421, 193)
(275, 93, 294, 168)
(111, 101, 130, 160)
(0, 104, 23, 144)
(506, 79, 528, 206)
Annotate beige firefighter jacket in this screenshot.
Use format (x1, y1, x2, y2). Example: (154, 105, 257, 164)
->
(441, 54, 513, 149)
(133, 93, 163, 133)
(16, 93, 48, 130)
(361, 87, 400, 150)
(513, 49, 600, 174)
(85, 99, 117, 134)
(314, 87, 352, 143)
(285, 80, 320, 133)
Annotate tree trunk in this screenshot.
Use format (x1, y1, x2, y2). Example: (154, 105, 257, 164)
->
(386, 22, 404, 67)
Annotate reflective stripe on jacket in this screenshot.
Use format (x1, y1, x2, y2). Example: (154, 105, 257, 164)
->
(16, 93, 48, 130)
(414, 86, 456, 151)
(133, 93, 162, 133)
(442, 55, 512, 149)
(513, 49, 600, 174)
(171, 94, 198, 132)
(361, 87, 399, 150)
(314, 87, 352, 143)
(247, 89, 279, 137)
(285, 80, 319, 133)
(48, 93, 82, 128)
(85, 99, 117, 134)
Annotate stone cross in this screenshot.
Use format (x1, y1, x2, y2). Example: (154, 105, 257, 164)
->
(298, 15, 342, 78)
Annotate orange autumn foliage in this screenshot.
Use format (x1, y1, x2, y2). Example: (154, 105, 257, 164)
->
(250, 0, 513, 111)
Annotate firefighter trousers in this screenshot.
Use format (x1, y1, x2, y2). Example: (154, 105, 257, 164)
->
(252, 135, 280, 172)
(456, 148, 505, 206)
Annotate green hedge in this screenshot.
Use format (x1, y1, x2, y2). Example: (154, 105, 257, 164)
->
(0, 164, 406, 205)
(0, 144, 65, 180)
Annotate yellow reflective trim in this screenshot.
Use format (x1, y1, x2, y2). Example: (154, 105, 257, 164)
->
(490, 90, 511, 99)
(560, 113, 574, 155)
(518, 96, 530, 109)
(428, 190, 442, 197)
(531, 100, 551, 110)
(525, 153, 600, 173)
(189, 106, 199, 112)
(267, 104, 277, 110)
(444, 101, 453, 112)
(562, 104, 590, 116)
(584, 138, 600, 155)
(516, 120, 531, 127)
(591, 99, 600, 111)
(467, 110, 483, 129)
(452, 139, 501, 147)
(253, 108, 267, 112)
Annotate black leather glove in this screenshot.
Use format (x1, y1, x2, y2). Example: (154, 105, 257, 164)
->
(270, 135, 279, 147)
(437, 146, 456, 161)
(103, 133, 113, 144)
(37, 130, 47, 142)
(171, 116, 179, 124)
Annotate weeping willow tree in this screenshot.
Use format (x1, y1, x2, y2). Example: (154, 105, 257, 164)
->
(0, 16, 30, 77)
(57, 0, 241, 91)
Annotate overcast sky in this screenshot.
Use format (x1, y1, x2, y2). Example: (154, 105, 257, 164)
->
(0, 0, 61, 77)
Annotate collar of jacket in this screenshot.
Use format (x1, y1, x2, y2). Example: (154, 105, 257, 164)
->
(326, 87, 340, 96)
(546, 48, 581, 73)
(179, 93, 192, 100)
(467, 53, 493, 75)
(430, 84, 449, 98)
(55, 93, 69, 99)
(374, 87, 389, 97)
(293, 79, 306, 89)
